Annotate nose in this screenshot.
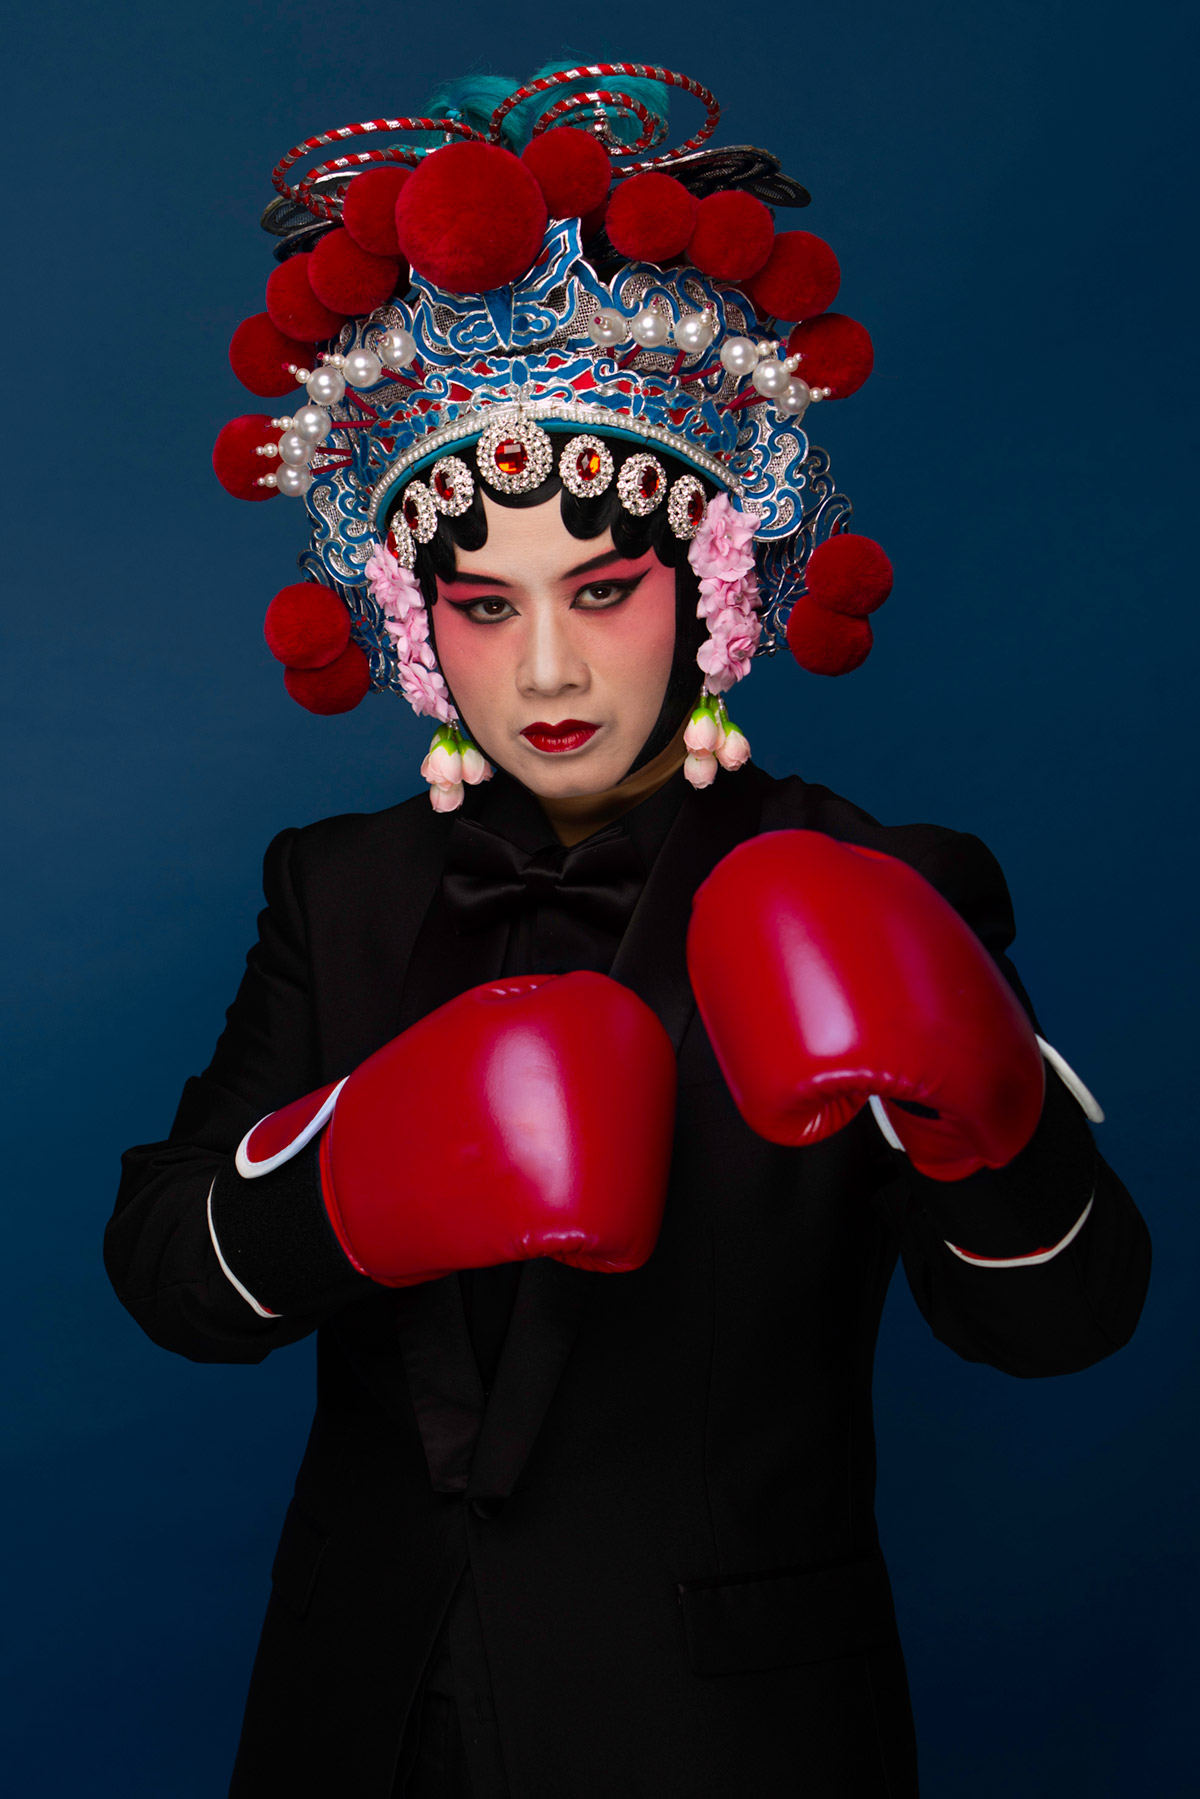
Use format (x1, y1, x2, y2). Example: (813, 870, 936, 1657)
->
(516, 598, 590, 699)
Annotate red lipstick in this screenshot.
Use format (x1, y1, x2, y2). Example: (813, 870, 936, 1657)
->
(521, 719, 599, 754)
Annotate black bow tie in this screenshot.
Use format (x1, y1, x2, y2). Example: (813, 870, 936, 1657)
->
(442, 818, 645, 936)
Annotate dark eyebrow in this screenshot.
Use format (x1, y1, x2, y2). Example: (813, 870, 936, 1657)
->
(440, 570, 513, 589)
(442, 546, 639, 589)
(564, 547, 631, 579)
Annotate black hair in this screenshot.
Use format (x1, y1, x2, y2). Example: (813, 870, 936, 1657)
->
(394, 436, 716, 775)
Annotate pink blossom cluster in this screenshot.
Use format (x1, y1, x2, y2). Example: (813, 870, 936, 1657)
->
(682, 694, 751, 789)
(688, 494, 762, 694)
(364, 543, 456, 724)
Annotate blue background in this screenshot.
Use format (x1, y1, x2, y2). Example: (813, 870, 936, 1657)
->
(3, 2, 1195, 1792)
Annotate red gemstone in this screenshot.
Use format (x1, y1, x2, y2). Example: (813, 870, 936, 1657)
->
(494, 438, 528, 476)
(434, 469, 454, 501)
(687, 490, 705, 524)
(403, 496, 419, 528)
(640, 465, 660, 500)
(576, 445, 602, 483)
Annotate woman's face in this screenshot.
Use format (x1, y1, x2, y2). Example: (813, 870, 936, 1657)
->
(432, 490, 679, 797)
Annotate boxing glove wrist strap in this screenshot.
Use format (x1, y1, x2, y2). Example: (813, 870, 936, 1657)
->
(207, 1140, 368, 1319)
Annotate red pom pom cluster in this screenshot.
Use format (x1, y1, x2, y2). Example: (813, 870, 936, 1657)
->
(606, 172, 697, 261)
(265, 254, 347, 342)
(229, 314, 313, 398)
(786, 313, 874, 398)
(264, 583, 369, 713)
(521, 127, 611, 221)
(787, 535, 893, 676)
(395, 142, 548, 294)
(213, 415, 278, 502)
(309, 227, 404, 315)
(342, 165, 409, 256)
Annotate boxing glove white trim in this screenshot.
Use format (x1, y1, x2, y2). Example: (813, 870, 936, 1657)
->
(1035, 1036, 1104, 1123)
(868, 1095, 906, 1150)
(943, 1193, 1094, 1267)
(235, 1078, 347, 1179)
(206, 1177, 280, 1318)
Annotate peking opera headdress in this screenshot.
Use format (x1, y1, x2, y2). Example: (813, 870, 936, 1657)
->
(215, 62, 894, 808)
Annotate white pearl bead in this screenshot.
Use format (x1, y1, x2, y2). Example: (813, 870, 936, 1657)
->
(275, 463, 314, 498)
(290, 365, 311, 384)
(587, 307, 629, 347)
(323, 353, 346, 368)
(377, 327, 417, 368)
(257, 473, 278, 488)
(306, 366, 345, 406)
(277, 430, 314, 466)
(781, 377, 812, 417)
(752, 358, 792, 398)
(292, 404, 331, 444)
(271, 415, 294, 429)
(630, 307, 670, 348)
(344, 348, 382, 389)
(719, 336, 759, 377)
(673, 313, 715, 353)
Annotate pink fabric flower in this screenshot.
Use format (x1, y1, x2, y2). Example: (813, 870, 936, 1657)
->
(429, 781, 465, 813)
(399, 659, 454, 721)
(696, 602, 761, 692)
(684, 710, 724, 755)
(688, 495, 757, 583)
(688, 497, 761, 694)
(715, 724, 751, 771)
(366, 541, 457, 724)
(684, 750, 719, 789)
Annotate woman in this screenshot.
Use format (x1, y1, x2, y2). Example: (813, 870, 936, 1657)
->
(106, 63, 1150, 1798)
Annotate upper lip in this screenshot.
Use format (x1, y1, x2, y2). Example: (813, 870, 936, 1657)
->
(522, 719, 598, 734)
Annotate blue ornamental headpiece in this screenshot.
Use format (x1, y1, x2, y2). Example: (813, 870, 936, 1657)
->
(215, 61, 890, 741)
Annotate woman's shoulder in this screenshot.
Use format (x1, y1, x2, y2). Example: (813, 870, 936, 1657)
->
(754, 766, 1015, 948)
(262, 789, 448, 907)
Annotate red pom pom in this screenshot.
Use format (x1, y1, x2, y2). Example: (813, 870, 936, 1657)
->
(786, 313, 874, 399)
(687, 190, 774, 282)
(395, 143, 548, 293)
(212, 414, 278, 502)
(283, 641, 371, 714)
(521, 127, 612, 220)
(308, 227, 402, 316)
(804, 534, 893, 617)
(786, 598, 873, 676)
(342, 165, 410, 256)
(747, 232, 841, 323)
(264, 583, 351, 669)
(229, 313, 312, 398)
(265, 254, 347, 342)
(605, 173, 697, 262)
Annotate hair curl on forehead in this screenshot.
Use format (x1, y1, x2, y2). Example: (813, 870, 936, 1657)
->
(390, 436, 721, 773)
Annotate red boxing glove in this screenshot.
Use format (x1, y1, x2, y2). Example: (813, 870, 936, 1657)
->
(237, 972, 677, 1284)
(687, 831, 1045, 1181)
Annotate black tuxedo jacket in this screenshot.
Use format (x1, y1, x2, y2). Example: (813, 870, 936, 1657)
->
(106, 766, 1149, 1798)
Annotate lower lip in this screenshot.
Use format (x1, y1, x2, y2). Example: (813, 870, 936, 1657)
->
(521, 722, 599, 754)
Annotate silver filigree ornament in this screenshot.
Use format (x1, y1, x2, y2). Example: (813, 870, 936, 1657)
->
(400, 480, 438, 544)
(475, 413, 555, 496)
(429, 455, 474, 518)
(558, 435, 615, 500)
(667, 474, 708, 541)
(617, 453, 668, 517)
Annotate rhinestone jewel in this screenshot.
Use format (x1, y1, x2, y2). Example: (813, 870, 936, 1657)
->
(617, 453, 667, 518)
(494, 439, 527, 476)
(430, 455, 474, 517)
(667, 473, 708, 540)
(401, 480, 438, 543)
(558, 433, 614, 500)
(475, 415, 554, 495)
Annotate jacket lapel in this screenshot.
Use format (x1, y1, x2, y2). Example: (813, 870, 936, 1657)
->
(465, 767, 770, 1504)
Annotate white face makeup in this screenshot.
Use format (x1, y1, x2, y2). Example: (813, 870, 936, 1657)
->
(431, 490, 679, 797)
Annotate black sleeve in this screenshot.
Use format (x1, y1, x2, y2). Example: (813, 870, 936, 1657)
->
(877, 829, 1151, 1378)
(104, 828, 369, 1364)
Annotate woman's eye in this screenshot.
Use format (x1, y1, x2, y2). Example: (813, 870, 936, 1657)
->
(460, 597, 515, 622)
(574, 580, 636, 609)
